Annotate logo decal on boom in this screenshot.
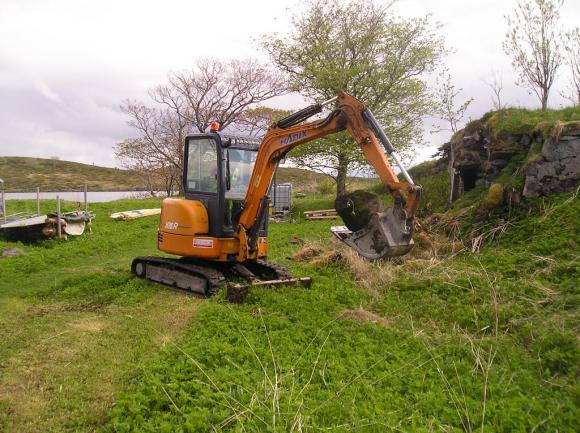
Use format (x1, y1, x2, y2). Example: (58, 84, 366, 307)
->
(280, 131, 307, 145)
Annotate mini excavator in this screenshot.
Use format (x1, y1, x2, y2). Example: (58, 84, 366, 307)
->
(131, 92, 422, 297)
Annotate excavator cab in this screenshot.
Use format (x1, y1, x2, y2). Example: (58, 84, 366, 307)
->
(157, 133, 269, 262)
(182, 133, 263, 237)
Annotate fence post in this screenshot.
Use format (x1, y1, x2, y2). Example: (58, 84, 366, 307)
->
(84, 184, 88, 212)
(1, 189, 5, 225)
(56, 196, 61, 239)
(0, 178, 5, 224)
(36, 187, 40, 216)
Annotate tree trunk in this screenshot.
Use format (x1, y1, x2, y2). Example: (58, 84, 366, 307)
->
(541, 87, 549, 110)
(335, 155, 349, 198)
(177, 167, 184, 196)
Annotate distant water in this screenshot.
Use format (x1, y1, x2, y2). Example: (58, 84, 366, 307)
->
(3, 191, 167, 203)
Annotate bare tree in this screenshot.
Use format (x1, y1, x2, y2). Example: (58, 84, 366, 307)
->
(161, 58, 287, 132)
(503, 0, 563, 110)
(116, 58, 287, 193)
(116, 103, 185, 196)
(483, 70, 505, 110)
(560, 28, 580, 106)
(435, 71, 473, 134)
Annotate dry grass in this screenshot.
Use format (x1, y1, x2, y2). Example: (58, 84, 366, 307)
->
(290, 227, 461, 295)
(290, 240, 396, 293)
(470, 221, 511, 253)
(290, 244, 325, 261)
(337, 308, 394, 328)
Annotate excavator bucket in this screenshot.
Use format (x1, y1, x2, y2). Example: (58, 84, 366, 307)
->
(331, 191, 414, 259)
(328, 106, 420, 259)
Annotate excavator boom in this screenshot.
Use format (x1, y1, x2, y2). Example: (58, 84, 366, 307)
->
(236, 92, 421, 261)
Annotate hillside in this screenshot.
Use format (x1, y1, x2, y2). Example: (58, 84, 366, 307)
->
(0, 157, 143, 192)
(0, 157, 329, 193)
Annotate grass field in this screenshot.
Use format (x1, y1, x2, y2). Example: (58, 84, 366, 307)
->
(0, 189, 578, 432)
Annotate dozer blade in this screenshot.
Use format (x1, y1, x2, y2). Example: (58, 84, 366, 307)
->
(226, 277, 312, 303)
(331, 204, 414, 259)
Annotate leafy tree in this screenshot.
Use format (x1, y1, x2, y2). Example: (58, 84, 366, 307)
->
(263, 0, 446, 197)
(503, 0, 563, 110)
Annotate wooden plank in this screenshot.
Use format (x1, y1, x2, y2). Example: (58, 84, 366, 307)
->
(303, 209, 336, 215)
(305, 212, 337, 217)
(305, 215, 339, 220)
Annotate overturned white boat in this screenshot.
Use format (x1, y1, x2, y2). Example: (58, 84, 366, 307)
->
(0, 210, 95, 240)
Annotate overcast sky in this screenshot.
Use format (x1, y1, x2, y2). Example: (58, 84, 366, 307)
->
(0, 0, 578, 168)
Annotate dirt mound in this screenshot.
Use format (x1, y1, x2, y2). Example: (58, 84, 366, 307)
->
(335, 190, 382, 232)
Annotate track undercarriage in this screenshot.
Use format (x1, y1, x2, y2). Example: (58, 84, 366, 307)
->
(131, 256, 311, 303)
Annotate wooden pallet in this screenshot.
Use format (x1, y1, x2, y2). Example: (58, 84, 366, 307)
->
(304, 209, 339, 220)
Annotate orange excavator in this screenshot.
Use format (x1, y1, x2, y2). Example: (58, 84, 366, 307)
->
(131, 92, 421, 297)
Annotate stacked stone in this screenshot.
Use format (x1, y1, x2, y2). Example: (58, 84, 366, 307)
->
(524, 126, 580, 197)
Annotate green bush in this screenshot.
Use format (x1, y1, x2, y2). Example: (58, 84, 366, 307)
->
(316, 179, 335, 195)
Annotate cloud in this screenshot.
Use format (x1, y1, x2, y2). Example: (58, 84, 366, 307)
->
(0, 0, 578, 169)
(34, 80, 62, 104)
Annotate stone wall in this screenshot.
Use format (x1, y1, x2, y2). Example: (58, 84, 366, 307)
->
(523, 124, 580, 196)
(447, 119, 579, 200)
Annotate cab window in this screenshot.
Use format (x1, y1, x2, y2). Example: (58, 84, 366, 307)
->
(186, 138, 218, 193)
(223, 148, 258, 229)
(225, 148, 257, 200)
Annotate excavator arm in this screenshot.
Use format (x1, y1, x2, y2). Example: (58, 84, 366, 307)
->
(237, 92, 422, 261)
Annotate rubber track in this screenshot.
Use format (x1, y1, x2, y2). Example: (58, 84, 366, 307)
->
(132, 256, 227, 296)
(132, 256, 294, 297)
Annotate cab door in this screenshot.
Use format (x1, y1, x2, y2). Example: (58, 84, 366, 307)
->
(183, 134, 223, 237)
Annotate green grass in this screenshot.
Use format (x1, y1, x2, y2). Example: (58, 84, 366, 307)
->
(273, 167, 331, 194)
(0, 157, 145, 192)
(408, 160, 450, 215)
(101, 193, 577, 433)
(366, 160, 450, 215)
(1, 190, 578, 433)
(486, 106, 580, 137)
(0, 197, 203, 433)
